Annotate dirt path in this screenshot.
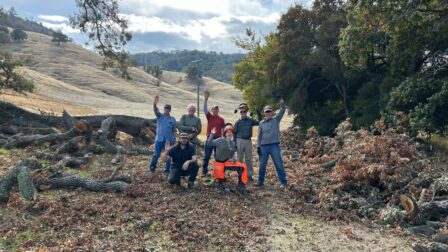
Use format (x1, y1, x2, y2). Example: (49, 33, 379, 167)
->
(246, 187, 416, 252)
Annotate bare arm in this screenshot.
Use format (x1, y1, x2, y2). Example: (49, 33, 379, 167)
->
(153, 95, 161, 118)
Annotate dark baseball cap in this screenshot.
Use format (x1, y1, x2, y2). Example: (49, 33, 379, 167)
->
(164, 104, 172, 109)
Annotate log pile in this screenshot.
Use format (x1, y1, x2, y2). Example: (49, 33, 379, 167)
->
(281, 118, 448, 250)
(0, 102, 158, 203)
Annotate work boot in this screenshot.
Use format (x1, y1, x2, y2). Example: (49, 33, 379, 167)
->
(253, 182, 264, 187)
(280, 183, 288, 190)
(187, 181, 194, 189)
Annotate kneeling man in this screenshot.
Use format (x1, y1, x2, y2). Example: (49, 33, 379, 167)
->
(162, 132, 199, 189)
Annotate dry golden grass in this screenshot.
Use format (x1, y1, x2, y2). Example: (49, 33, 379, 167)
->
(1, 30, 293, 131)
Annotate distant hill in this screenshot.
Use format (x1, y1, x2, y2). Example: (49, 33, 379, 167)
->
(132, 50, 245, 84)
(0, 30, 245, 124)
(0, 7, 54, 35)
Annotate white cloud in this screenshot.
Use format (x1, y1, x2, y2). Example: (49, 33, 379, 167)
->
(35, 0, 309, 52)
(40, 22, 79, 34)
(37, 15, 69, 22)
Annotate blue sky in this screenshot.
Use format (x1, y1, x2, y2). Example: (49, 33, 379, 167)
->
(1, 0, 311, 53)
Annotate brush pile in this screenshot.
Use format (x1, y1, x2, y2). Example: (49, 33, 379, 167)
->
(281, 118, 448, 251)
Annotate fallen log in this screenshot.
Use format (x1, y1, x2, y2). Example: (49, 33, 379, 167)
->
(48, 174, 129, 193)
(4, 120, 91, 149)
(97, 117, 149, 155)
(0, 159, 41, 203)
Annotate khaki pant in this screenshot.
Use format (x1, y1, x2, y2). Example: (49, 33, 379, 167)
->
(236, 138, 254, 178)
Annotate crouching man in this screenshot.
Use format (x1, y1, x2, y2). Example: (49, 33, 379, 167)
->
(161, 132, 199, 189)
(206, 125, 248, 189)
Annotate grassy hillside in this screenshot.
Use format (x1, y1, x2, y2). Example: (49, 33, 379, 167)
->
(0, 31, 247, 123)
(132, 50, 244, 84)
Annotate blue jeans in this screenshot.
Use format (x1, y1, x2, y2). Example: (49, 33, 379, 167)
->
(149, 141, 171, 173)
(258, 143, 287, 185)
(202, 145, 216, 175)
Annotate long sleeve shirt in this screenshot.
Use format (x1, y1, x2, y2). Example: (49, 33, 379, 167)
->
(177, 114, 202, 139)
(234, 117, 259, 139)
(203, 99, 225, 137)
(206, 134, 236, 162)
(154, 107, 177, 143)
(257, 103, 286, 147)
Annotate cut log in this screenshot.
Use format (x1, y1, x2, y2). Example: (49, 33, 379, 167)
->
(0, 159, 41, 202)
(97, 117, 149, 155)
(55, 136, 87, 154)
(5, 120, 91, 149)
(62, 109, 76, 129)
(400, 195, 418, 218)
(48, 174, 129, 192)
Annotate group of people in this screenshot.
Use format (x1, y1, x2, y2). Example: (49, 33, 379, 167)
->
(148, 91, 288, 190)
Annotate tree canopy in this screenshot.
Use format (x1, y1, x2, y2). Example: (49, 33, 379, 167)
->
(0, 52, 34, 94)
(233, 0, 448, 135)
(11, 28, 27, 41)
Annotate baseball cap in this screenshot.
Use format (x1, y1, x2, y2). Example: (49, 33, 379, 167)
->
(179, 132, 190, 139)
(263, 106, 273, 112)
(164, 104, 172, 109)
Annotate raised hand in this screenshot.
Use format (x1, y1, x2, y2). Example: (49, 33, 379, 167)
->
(154, 95, 160, 104)
(203, 89, 210, 100)
(164, 141, 171, 150)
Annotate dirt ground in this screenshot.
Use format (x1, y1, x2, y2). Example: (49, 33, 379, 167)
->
(0, 146, 417, 251)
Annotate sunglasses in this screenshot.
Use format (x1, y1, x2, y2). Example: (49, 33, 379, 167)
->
(240, 110, 247, 114)
(264, 110, 273, 113)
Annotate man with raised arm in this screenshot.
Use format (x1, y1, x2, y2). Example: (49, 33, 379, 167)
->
(162, 132, 199, 189)
(255, 98, 288, 189)
(177, 104, 202, 146)
(202, 90, 225, 176)
(148, 95, 177, 176)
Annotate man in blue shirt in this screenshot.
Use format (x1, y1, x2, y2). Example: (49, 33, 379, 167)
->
(149, 95, 177, 176)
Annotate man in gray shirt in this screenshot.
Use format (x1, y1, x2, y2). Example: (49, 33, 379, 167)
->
(177, 104, 202, 146)
(233, 104, 259, 181)
(255, 98, 287, 189)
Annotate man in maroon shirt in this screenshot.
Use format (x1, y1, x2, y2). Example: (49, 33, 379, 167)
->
(202, 90, 225, 176)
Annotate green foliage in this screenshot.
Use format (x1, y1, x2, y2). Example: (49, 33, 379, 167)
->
(11, 28, 27, 41)
(144, 64, 163, 78)
(70, 0, 132, 79)
(233, 30, 278, 114)
(0, 7, 54, 36)
(186, 64, 202, 81)
(0, 25, 10, 43)
(340, 0, 448, 75)
(132, 50, 244, 84)
(51, 30, 70, 45)
(0, 52, 34, 94)
(387, 77, 448, 134)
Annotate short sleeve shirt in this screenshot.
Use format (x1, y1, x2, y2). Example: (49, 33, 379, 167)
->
(168, 144, 196, 169)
